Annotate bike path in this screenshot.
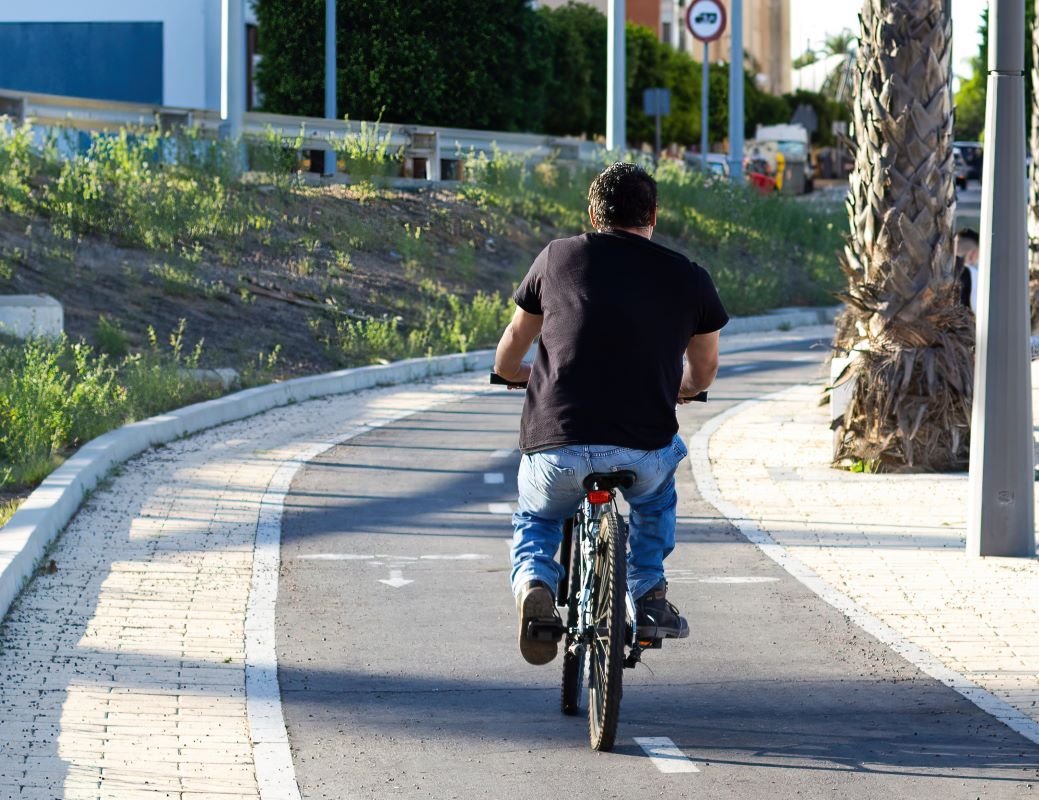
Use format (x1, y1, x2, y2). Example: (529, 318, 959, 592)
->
(278, 335, 1039, 799)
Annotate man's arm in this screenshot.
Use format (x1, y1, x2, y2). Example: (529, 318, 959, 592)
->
(494, 306, 543, 384)
(678, 330, 720, 402)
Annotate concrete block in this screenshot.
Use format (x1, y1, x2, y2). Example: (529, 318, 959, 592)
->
(0, 295, 63, 340)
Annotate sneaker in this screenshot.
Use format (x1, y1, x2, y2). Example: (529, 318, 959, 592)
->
(635, 580, 689, 639)
(516, 580, 560, 665)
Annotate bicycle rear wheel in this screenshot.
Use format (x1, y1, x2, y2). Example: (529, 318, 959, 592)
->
(587, 510, 626, 751)
(560, 518, 584, 715)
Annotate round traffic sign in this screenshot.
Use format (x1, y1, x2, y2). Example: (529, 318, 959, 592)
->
(686, 0, 727, 42)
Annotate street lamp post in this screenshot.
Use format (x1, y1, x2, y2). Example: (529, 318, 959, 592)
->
(324, 0, 337, 177)
(727, 0, 744, 182)
(220, 0, 245, 147)
(607, 0, 626, 153)
(967, 0, 1036, 557)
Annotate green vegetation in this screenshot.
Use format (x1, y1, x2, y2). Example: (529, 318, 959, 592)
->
(0, 324, 219, 493)
(313, 283, 512, 365)
(954, 6, 1035, 141)
(462, 154, 844, 315)
(254, 0, 844, 147)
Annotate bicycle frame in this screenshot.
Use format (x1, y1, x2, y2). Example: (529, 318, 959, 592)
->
(567, 493, 652, 668)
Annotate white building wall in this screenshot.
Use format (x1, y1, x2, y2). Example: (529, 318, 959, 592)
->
(0, 0, 257, 110)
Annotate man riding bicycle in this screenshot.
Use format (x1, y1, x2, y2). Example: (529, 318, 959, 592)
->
(494, 162, 729, 666)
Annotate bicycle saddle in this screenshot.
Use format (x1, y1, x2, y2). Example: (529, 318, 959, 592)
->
(582, 470, 637, 492)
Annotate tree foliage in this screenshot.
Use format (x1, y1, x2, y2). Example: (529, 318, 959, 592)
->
(255, 0, 833, 148)
(954, 5, 1036, 141)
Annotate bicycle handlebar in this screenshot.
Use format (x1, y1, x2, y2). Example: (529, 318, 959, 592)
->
(489, 373, 707, 402)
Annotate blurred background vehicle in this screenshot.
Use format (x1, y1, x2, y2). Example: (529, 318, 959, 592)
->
(953, 146, 969, 191)
(954, 141, 983, 181)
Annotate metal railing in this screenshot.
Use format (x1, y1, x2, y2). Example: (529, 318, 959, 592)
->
(0, 87, 604, 180)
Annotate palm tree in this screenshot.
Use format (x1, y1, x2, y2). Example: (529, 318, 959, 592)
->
(832, 0, 973, 472)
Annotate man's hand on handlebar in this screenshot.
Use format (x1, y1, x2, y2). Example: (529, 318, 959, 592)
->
(492, 361, 532, 389)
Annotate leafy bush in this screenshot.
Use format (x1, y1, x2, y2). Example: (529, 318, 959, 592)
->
(316, 284, 512, 366)
(45, 129, 242, 252)
(0, 121, 35, 215)
(331, 114, 403, 184)
(0, 323, 220, 493)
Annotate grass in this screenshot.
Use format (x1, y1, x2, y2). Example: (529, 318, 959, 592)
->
(0, 498, 19, 528)
(313, 282, 512, 366)
(461, 152, 846, 316)
(0, 322, 231, 495)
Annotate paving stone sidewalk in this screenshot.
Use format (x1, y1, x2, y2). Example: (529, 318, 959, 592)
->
(0, 377, 486, 800)
(706, 382, 1039, 735)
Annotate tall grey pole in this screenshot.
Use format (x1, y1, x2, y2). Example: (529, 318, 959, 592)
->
(727, 0, 744, 181)
(220, 0, 245, 145)
(323, 0, 337, 177)
(701, 41, 709, 167)
(607, 0, 626, 153)
(967, 0, 1036, 558)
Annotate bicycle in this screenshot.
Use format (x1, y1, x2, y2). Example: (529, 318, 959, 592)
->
(491, 372, 706, 751)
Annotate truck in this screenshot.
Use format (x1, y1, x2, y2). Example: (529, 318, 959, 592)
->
(744, 123, 812, 194)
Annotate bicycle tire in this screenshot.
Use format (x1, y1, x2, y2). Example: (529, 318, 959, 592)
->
(560, 517, 584, 715)
(587, 510, 626, 751)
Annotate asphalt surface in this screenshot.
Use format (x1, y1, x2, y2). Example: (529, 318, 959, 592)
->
(278, 333, 1039, 799)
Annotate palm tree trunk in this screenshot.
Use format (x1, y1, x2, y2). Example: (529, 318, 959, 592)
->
(832, 0, 973, 472)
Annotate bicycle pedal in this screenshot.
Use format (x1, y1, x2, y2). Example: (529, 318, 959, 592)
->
(526, 618, 564, 642)
(637, 638, 663, 649)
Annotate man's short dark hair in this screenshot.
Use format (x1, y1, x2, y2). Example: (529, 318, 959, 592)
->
(956, 227, 979, 245)
(588, 162, 657, 229)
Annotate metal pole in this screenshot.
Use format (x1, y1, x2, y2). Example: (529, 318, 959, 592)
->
(607, 0, 626, 153)
(655, 107, 661, 165)
(727, 0, 744, 181)
(701, 41, 709, 167)
(323, 0, 337, 177)
(967, 0, 1035, 557)
(220, 0, 245, 145)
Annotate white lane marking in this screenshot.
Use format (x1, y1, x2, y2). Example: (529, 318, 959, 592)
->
(251, 383, 494, 800)
(298, 552, 488, 561)
(379, 569, 414, 588)
(491, 449, 515, 458)
(729, 365, 755, 373)
(489, 502, 514, 514)
(634, 737, 700, 773)
(484, 472, 505, 484)
(698, 576, 779, 584)
(689, 391, 1039, 749)
(792, 354, 819, 362)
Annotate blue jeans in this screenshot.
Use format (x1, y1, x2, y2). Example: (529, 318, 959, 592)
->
(510, 435, 687, 601)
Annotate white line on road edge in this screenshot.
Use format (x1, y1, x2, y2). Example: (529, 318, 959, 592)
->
(491, 449, 515, 458)
(489, 502, 514, 514)
(378, 568, 414, 588)
(633, 737, 700, 773)
(689, 390, 1039, 748)
(249, 389, 485, 800)
(729, 365, 755, 373)
(484, 472, 505, 484)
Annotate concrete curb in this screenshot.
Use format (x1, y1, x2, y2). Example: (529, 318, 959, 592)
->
(0, 349, 496, 621)
(723, 305, 840, 334)
(0, 304, 837, 622)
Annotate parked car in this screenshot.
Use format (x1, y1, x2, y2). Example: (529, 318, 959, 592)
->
(684, 152, 730, 178)
(953, 146, 969, 191)
(954, 140, 983, 180)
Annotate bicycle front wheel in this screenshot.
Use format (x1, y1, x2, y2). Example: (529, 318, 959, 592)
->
(587, 510, 626, 751)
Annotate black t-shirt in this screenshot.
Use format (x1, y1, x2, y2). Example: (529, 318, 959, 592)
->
(513, 230, 729, 453)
